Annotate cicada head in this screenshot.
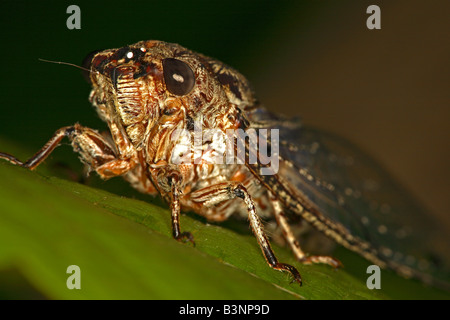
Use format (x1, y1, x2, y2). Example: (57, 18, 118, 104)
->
(84, 40, 257, 151)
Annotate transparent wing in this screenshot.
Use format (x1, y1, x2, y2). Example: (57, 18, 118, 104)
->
(246, 107, 450, 286)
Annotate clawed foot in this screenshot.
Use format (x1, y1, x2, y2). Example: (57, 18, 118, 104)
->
(274, 262, 302, 286)
(175, 231, 196, 247)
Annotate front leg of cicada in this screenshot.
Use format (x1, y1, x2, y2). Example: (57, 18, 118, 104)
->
(191, 182, 302, 285)
(167, 173, 195, 246)
(0, 123, 136, 179)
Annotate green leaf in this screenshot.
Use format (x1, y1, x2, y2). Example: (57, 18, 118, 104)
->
(0, 139, 448, 299)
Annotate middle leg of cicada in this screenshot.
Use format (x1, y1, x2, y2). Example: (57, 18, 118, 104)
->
(268, 193, 342, 269)
(190, 182, 302, 285)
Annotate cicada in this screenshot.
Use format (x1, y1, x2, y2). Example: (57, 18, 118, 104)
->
(1, 40, 449, 289)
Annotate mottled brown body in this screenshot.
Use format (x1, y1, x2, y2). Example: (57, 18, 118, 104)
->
(1, 40, 449, 289)
(85, 41, 273, 224)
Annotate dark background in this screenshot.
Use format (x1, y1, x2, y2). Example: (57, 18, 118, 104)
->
(0, 0, 448, 227)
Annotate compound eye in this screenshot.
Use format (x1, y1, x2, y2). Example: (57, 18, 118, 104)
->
(81, 49, 103, 83)
(162, 58, 195, 96)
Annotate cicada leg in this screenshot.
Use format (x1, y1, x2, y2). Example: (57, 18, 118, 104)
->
(268, 193, 342, 268)
(0, 123, 136, 179)
(190, 182, 302, 285)
(168, 173, 196, 245)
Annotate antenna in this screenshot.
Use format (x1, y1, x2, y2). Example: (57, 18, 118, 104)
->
(38, 58, 98, 75)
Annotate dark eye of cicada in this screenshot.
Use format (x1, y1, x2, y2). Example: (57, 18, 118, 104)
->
(81, 49, 103, 83)
(162, 58, 195, 96)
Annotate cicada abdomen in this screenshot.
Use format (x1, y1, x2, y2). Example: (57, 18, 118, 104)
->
(244, 106, 450, 290)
